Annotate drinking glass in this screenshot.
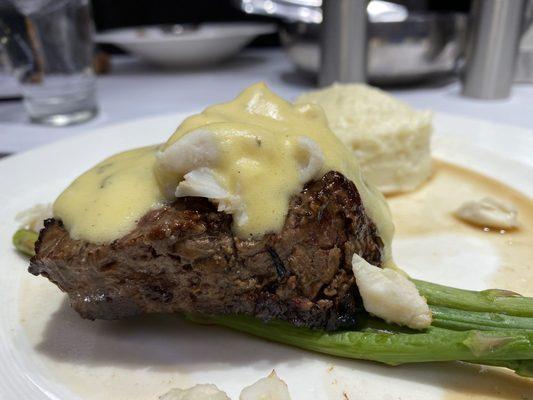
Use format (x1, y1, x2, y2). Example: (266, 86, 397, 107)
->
(2, 0, 97, 125)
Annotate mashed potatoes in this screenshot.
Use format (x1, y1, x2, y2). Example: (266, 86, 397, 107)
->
(296, 84, 432, 194)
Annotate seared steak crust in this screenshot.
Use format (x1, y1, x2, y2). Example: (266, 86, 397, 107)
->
(29, 171, 382, 330)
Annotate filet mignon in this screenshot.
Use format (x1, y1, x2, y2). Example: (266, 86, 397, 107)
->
(29, 171, 383, 330)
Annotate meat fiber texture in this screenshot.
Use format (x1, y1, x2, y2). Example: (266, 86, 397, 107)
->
(30, 172, 383, 331)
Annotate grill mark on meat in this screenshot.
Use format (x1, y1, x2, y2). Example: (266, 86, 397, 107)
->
(317, 201, 328, 222)
(149, 247, 161, 259)
(30, 172, 383, 330)
(99, 261, 117, 272)
(267, 247, 288, 280)
(146, 284, 174, 303)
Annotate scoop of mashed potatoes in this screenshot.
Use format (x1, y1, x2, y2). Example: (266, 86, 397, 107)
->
(296, 83, 432, 194)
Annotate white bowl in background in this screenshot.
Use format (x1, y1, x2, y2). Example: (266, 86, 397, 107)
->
(95, 23, 276, 68)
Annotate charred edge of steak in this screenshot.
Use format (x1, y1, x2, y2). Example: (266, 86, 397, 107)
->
(31, 218, 56, 258)
(29, 171, 383, 330)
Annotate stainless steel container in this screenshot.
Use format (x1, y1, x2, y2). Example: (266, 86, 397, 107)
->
(462, 0, 528, 99)
(319, 0, 367, 86)
(238, 0, 468, 85)
(281, 13, 468, 85)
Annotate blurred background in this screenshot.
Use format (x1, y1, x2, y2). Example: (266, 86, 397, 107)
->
(0, 0, 532, 154)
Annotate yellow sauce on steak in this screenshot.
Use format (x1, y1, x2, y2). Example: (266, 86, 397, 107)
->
(53, 83, 394, 263)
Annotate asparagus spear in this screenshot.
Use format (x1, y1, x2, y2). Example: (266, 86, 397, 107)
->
(187, 314, 533, 367)
(430, 305, 533, 331)
(359, 318, 533, 376)
(12, 229, 38, 257)
(414, 279, 533, 318)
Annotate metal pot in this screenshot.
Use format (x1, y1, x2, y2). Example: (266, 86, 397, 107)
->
(238, 0, 468, 85)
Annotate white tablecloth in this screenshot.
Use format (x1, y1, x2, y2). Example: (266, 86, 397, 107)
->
(1, 49, 532, 154)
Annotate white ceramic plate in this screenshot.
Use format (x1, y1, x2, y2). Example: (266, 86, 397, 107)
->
(95, 23, 276, 68)
(0, 112, 532, 400)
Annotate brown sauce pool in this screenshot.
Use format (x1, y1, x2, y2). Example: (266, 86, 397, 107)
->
(388, 160, 533, 399)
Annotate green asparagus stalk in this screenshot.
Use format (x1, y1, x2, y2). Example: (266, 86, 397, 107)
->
(414, 279, 533, 318)
(357, 318, 533, 377)
(188, 314, 533, 365)
(360, 319, 533, 377)
(430, 305, 533, 331)
(12, 229, 38, 257)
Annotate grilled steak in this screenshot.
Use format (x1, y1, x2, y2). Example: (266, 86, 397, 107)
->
(29, 171, 383, 330)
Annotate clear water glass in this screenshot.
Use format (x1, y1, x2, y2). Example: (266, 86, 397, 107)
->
(7, 0, 98, 125)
